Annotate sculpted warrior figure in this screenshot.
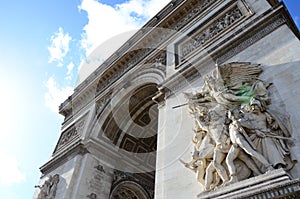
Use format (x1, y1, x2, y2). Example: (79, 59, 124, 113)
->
(35, 174, 60, 199)
(182, 64, 259, 189)
(194, 103, 231, 190)
(225, 108, 273, 184)
(180, 62, 296, 192)
(239, 101, 296, 171)
(182, 103, 221, 190)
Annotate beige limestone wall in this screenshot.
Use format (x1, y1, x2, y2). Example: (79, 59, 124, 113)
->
(155, 80, 205, 198)
(33, 156, 80, 199)
(227, 24, 300, 177)
(155, 23, 300, 198)
(70, 153, 113, 199)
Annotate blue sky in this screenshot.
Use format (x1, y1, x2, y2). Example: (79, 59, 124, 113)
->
(0, 0, 298, 198)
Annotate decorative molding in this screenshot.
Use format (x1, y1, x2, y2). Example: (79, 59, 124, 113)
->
(94, 1, 226, 96)
(96, 50, 167, 96)
(96, 93, 111, 116)
(160, 7, 288, 97)
(53, 115, 87, 154)
(152, 90, 166, 108)
(178, 5, 244, 61)
(81, 0, 222, 97)
(40, 142, 89, 175)
(111, 170, 154, 198)
(240, 179, 300, 199)
(59, 96, 73, 120)
(197, 169, 300, 199)
(96, 49, 150, 94)
(215, 14, 286, 64)
(165, 66, 202, 98)
(56, 126, 78, 149)
(172, 0, 219, 31)
(145, 50, 167, 75)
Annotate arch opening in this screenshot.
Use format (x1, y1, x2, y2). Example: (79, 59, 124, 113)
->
(101, 83, 159, 198)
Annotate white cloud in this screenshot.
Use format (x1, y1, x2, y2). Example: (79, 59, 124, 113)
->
(48, 27, 72, 66)
(0, 152, 26, 185)
(44, 77, 73, 113)
(77, 0, 170, 83)
(78, 0, 170, 56)
(67, 62, 75, 75)
(66, 62, 75, 80)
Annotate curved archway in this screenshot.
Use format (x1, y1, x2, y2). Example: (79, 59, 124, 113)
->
(110, 181, 150, 199)
(101, 83, 158, 155)
(99, 83, 158, 198)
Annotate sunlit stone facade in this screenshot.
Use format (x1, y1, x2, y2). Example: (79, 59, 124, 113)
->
(34, 0, 300, 198)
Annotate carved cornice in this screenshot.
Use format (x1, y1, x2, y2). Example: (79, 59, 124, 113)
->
(40, 142, 89, 175)
(96, 50, 167, 96)
(176, 2, 249, 64)
(53, 114, 87, 154)
(96, 93, 111, 116)
(239, 179, 300, 199)
(159, 4, 292, 98)
(170, 0, 220, 31)
(215, 13, 286, 64)
(197, 169, 300, 199)
(59, 96, 73, 121)
(72, 0, 223, 99)
(59, 0, 299, 117)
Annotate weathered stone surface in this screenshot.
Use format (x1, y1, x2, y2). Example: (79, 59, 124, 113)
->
(34, 0, 300, 199)
(197, 169, 300, 199)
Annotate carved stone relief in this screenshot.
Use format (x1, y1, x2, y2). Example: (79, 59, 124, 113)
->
(96, 49, 166, 96)
(172, 0, 219, 31)
(111, 170, 154, 199)
(96, 93, 111, 115)
(181, 62, 296, 192)
(57, 127, 78, 148)
(86, 193, 97, 199)
(178, 4, 246, 62)
(88, 164, 107, 196)
(35, 174, 60, 199)
(54, 116, 87, 153)
(94, 0, 221, 95)
(159, 10, 288, 96)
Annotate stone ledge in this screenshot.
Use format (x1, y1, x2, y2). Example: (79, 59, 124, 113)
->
(197, 169, 300, 199)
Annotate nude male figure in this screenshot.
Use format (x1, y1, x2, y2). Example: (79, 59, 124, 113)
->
(226, 109, 274, 184)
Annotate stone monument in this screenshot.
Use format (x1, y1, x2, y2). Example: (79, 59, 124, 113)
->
(181, 63, 300, 198)
(34, 0, 300, 198)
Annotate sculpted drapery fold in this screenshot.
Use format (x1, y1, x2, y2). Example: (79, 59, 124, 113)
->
(181, 62, 296, 192)
(35, 174, 60, 199)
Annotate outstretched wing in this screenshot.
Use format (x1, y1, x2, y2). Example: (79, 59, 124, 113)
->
(218, 62, 263, 89)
